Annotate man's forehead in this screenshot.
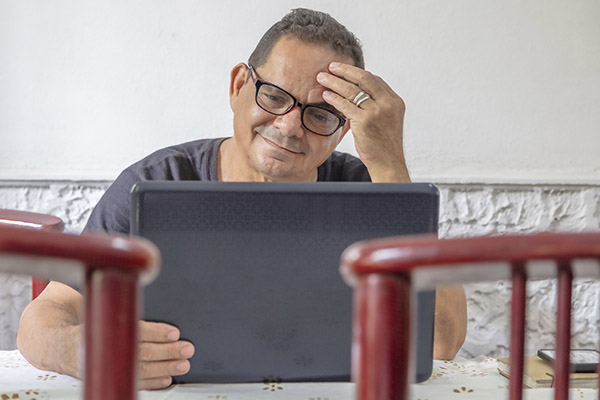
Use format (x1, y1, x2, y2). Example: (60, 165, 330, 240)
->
(256, 37, 352, 96)
(260, 37, 352, 79)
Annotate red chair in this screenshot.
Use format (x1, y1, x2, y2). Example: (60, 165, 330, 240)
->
(340, 232, 600, 400)
(0, 221, 160, 400)
(0, 208, 65, 298)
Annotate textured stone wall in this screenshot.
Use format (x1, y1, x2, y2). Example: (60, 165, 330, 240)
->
(1, 182, 599, 359)
(0, 182, 108, 352)
(437, 185, 600, 358)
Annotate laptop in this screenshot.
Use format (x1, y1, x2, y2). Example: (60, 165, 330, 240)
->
(130, 181, 439, 384)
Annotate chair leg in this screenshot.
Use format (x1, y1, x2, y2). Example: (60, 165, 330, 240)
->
(354, 273, 411, 400)
(554, 263, 573, 400)
(509, 264, 526, 400)
(84, 269, 139, 400)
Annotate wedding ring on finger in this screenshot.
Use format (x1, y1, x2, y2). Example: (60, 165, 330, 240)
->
(355, 93, 370, 107)
(352, 91, 366, 104)
(352, 91, 371, 107)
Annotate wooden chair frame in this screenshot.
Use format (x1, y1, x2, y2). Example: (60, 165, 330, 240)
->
(0, 223, 160, 400)
(0, 209, 65, 298)
(340, 232, 600, 400)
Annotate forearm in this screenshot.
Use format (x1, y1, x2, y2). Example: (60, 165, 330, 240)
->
(362, 140, 411, 183)
(367, 157, 411, 183)
(17, 282, 84, 378)
(433, 285, 467, 360)
(17, 281, 196, 391)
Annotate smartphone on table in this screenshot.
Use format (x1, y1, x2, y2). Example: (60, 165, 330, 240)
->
(537, 349, 600, 373)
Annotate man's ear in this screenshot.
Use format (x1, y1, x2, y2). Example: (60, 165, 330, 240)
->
(229, 63, 249, 110)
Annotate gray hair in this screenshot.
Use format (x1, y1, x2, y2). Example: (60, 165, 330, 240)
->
(248, 8, 365, 70)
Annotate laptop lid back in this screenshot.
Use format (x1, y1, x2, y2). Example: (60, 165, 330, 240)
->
(131, 182, 439, 383)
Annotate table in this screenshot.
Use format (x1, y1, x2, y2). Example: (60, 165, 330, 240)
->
(1, 350, 597, 399)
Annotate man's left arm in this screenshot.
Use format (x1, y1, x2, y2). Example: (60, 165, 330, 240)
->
(319, 62, 467, 359)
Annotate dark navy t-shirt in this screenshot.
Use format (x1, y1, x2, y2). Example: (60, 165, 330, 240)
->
(84, 137, 371, 234)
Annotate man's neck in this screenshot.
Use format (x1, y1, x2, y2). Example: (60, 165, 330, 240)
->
(218, 137, 318, 182)
(217, 137, 267, 182)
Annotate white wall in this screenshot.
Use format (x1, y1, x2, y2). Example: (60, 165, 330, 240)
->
(1, 0, 599, 183)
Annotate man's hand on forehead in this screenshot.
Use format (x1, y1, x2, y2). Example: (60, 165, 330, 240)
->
(316, 62, 410, 183)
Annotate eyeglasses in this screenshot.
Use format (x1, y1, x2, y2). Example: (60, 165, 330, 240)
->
(248, 65, 347, 137)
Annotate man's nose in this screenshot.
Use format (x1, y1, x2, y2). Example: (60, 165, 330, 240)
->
(273, 107, 304, 138)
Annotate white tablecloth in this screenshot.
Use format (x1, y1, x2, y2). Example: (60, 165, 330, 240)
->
(1, 350, 598, 399)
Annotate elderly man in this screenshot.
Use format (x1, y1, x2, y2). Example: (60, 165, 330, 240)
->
(17, 8, 467, 390)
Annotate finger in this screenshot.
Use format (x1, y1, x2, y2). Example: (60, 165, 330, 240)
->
(322, 90, 360, 119)
(139, 359, 191, 380)
(139, 340, 195, 362)
(317, 72, 364, 102)
(139, 376, 173, 390)
(328, 62, 389, 98)
(139, 321, 180, 343)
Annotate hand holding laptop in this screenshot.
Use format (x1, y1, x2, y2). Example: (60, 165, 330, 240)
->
(16, 281, 192, 391)
(137, 321, 195, 389)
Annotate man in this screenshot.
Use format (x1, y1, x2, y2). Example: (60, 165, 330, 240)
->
(17, 8, 467, 390)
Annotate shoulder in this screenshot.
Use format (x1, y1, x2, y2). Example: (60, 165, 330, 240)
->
(84, 137, 226, 234)
(319, 151, 371, 182)
(125, 137, 226, 180)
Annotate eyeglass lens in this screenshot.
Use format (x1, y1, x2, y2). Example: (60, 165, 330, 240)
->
(257, 83, 341, 136)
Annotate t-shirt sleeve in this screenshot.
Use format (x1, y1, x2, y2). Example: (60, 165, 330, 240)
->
(83, 169, 140, 234)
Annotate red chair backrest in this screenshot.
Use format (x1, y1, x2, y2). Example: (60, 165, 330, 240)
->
(0, 209, 64, 298)
(0, 209, 64, 231)
(340, 232, 600, 400)
(0, 224, 160, 400)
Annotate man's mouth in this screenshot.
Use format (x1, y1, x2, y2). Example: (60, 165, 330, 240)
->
(260, 135, 302, 155)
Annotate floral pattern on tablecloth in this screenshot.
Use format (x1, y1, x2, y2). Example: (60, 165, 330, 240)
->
(0, 350, 81, 397)
(0, 389, 51, 400)
(1, 350, 599, 399)
(431, 356, 498, 380)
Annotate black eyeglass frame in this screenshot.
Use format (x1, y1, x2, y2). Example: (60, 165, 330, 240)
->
(248, 65, 347, 137)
